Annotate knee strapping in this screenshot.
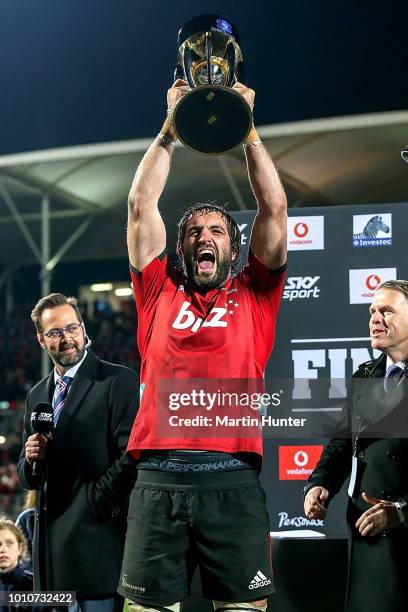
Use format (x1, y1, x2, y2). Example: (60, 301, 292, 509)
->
(213, 601, 267, 612)
(127, 600, 182, 612)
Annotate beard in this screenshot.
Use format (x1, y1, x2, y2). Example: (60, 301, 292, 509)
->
(49, 343, 86, 369)
(184, 252, 233, 292)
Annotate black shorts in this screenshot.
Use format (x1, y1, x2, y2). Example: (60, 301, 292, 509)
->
(118, 468, 274, 605)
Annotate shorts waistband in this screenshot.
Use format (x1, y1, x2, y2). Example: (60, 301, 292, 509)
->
(136, 467, 259, 490)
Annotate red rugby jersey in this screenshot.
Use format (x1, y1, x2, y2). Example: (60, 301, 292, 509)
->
(127, 250, 286, 460)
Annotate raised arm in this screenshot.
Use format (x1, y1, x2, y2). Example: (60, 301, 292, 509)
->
(127, 79, 189, 270)
(234, 83, 287, 270)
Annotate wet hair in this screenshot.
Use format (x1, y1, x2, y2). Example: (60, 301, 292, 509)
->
(376, 280, 408, 301)
(31, 293, 83, 333)
(176, 202, 241, 270)
(0, 518, 27, 563)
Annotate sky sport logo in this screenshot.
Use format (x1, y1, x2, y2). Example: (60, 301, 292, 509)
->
(278, 445, 323, 480)
(349, 268, 397, 304)
(352, 213, 392, 248)
(31, 412, 52, 422)
(287, 216, 324, 251)
(283, 276, 320, 301)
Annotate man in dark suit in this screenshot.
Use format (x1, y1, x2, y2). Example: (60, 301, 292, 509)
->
(17, 292, 139, 612)
(304, 279, 408, 612)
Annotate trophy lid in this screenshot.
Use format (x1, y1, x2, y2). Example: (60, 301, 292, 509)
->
(177, 14, 240, 48)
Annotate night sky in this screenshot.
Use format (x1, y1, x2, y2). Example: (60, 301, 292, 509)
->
(0, 0, 407, 156)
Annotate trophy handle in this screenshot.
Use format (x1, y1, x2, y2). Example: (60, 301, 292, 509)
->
(182, 49, 195, 89)
(174, 65, 184, 82)
(225, 42, 236, 87)
(205, 31, 213, 85)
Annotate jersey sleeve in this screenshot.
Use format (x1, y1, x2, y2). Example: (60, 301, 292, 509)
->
(130, 254, 184, 358)
(130, 252, 168, 314)
(239, 250, 287, 366)
(241, 249, 286, 315)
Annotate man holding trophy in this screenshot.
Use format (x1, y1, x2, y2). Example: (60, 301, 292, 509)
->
(119, 15, 287, 612)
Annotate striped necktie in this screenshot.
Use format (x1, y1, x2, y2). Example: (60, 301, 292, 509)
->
(384, 364, 404, 394)
(52, 375, 71, 424)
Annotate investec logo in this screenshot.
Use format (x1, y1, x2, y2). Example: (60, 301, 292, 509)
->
(349, 268, 397, 304)
(283, 276, 320, 301)
(352, 213, 392, 247)
(287, 216, 324, 251)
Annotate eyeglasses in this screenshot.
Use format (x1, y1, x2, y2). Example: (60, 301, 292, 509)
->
(43, 323, 83, 340)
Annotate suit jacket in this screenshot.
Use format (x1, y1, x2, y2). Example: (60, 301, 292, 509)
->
(306, 353, 408, 612)
(17, 350, 139, 599)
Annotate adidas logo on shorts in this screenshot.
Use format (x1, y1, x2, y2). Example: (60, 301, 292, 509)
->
(248, 570, 271, 589)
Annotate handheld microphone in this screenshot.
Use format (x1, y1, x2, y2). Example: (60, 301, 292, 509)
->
(30, 402, 54, 478)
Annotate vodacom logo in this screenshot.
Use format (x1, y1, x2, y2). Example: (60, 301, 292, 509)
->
(294, 451, 309, 467)
(294, 222, 309, 238)
(365, 274, 381, 290)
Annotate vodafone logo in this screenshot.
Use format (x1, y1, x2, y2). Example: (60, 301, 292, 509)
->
(366, 274, 380, 290)
(279, 445, 323, 480)
(349, 268, 396, 304)
(294, 450, 308, 467)
(294, 222, 309, 238)
(287, 216, 324, 251)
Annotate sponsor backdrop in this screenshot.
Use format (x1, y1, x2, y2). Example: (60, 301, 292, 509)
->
(232, 202, 406, 536)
